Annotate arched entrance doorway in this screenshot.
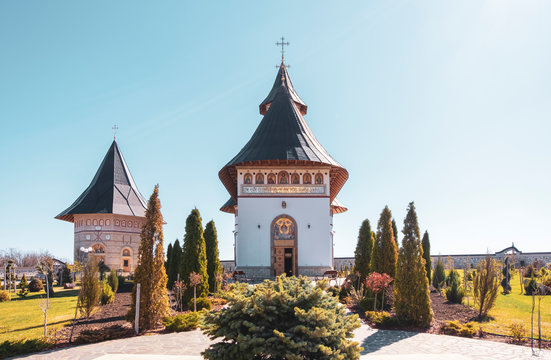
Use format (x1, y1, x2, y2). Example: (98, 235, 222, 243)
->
(121, 248, 132, 272)
(271, 215, 297, 277)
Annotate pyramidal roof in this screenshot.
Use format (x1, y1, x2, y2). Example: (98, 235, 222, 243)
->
(259, 64, 307, 115)
(219, 65, 348, 204)
(56, 141, 147, 222)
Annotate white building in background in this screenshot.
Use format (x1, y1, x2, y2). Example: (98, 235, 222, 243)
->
(218, 61, 348, 278)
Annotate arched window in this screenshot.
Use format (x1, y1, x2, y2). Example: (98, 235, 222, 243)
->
(278, 171, 289, 184)
(267, 174, 276, 184)
(291, 173, 300, 184)
(92, 243, 105, 254)
(122, 249, 131, 257)
(243, 173, 252, 184)
(134, 221, 138, 228)
(122, 220, 126, 227)
(106, 220, 111, 226)
(303, 173, 312, 184)
(255, 173, 264, 184)
(93, 219, 98, 226)
(99, 219, 104, 226)
(315, 173, 324, 184)
(87, 219, 91, 226)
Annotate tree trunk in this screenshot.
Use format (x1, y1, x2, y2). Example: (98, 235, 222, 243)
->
(381, 290, 385, 311)
(373, 292, 377, 311)
(531, 293, 535, 352)
(193, 286, 197, 312)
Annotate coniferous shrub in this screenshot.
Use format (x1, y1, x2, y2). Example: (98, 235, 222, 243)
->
(201, 275, 362, 360)
(354, 219, 374, 283)
(61, 265, 72, 285)
(445, 270, 465, 304)
(163, 312, 200, 332)
(204, 220, 221, 293)
(0, 290, 10, 302)
(372, 207, 398, 278)
(421, 231, 432, 284)
(524, 278, 538, 295)
(79, 258, 101, 318)
(180, 208, 209, 304)
(29, 278, 44, 292)
(432, 258, 446, 290)
(108, 271, 119, 294)
(394, 202, 432, 328)
(167, 239, 182, 289)
(101, 279, 115, 305)
(473, 256, 500, 318)
(18, 274, 29, 290)
(188, 296, 212, 311)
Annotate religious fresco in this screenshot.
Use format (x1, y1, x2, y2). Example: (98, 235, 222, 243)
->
(255, 173, 264, 184)
(273, 217, 296, 241)
(92, 243, 105, 253)
(291, 173, 300, 184)
(303, 173, 312, 184)
(278, 172, 288, 184)
(267, 174, 276, 184)
(244, 173, 252, 184)
(315, 173, 324, 184)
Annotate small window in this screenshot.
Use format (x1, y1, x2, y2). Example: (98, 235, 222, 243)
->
(86, 234, 91, 240)
(134, 221, 138, 228)
(303, 173, 312, 184)
(87, 219, 91, 226)
(122, 220, 126, 227)
(123, 259, 129, 267)
(92, 243, 105, 254)
(243, 173, 252, 184)
(99, 219, 104, 226)
(93, 219, 98, 226)
(291, 173, 300, 184)
(278, 171, 289, 184)
(128, 221, 132, 228)
(267, 174, 276, 184)
(315, 173, 324, 184)
(123, 249, 131, 256)
(106, 220, 111, 226)
(105, 234, 111, 240)
(255, 173, 264, 184)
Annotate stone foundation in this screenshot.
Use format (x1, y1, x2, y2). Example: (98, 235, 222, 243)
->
(236, 266, 271, 279)
(298, 266, 333, 277)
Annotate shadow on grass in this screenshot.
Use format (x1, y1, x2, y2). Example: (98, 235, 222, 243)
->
(360, 329, 419, 354)
(10, 289, 79, 301)
(0, 319, 70, 335)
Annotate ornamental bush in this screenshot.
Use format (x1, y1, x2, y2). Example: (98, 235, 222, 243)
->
(0, 290, 10, 302)
(108, 271, 119, 294)
(29, 278, 43, 292)
(201, 275, 362, 360)
(188, 296, 212, 311)
(101, 279, 115, 305)
(163, 312, 200, 332)
(445, 270, 465, 304)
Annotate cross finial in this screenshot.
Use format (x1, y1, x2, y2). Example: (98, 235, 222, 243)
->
(276, 36, 290, 65)
(112, 125, 119, 140)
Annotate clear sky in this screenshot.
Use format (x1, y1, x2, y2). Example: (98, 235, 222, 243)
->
(1, 1, 549, 262)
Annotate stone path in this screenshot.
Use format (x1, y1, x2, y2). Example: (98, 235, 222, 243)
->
(15, 324, 551, 360)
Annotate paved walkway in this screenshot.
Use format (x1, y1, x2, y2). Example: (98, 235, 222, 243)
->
(15, 324, 551, 360)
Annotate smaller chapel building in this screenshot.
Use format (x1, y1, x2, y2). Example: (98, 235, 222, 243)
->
(219, 62, 348, 278)
(56, 140, 147, 274)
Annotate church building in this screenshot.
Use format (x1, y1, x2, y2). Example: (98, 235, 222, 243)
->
(56, 140, 147, 274)
(219, 56, 349, 278)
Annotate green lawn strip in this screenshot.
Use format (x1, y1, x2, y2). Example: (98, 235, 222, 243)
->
(441, 269, 549, 340)
(0, 286, 79, 342)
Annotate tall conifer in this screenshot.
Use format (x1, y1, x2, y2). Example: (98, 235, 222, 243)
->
(168, 239, 182, 289)
(421, 231, 432, 284)
(372, 206, 398, 278)
(204, 220, 221, 293)
(354, 219, 374, 282)
(166, 243, 173, 277)
(128, 185, 170, 330)
(180, 208, 209, 303)
(394, 202, 432, 327)
(392, 219, 399, 246)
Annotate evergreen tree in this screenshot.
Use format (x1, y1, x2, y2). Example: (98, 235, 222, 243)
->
(421, 231, 432, 284)
(353, 219, 374, 283)
(392, 218, 399, 246)
(180, 208, 209, 304)
(204, 220, 221, 293)
(372, 206, 398, 278)
(168, 239, 182, 289)
(166, 243, 173, 277)
(432, 257, 446, 290)
(128, 185, 170, 330)
(79, 257, 101, 318)
(394, 202, 432, 327)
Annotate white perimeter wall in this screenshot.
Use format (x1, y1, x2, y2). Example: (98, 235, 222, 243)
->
(236, 197, 332, 268)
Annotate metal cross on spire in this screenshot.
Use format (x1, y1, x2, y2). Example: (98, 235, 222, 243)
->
(276, 36, 290, 67)
(112, 125, 119, 140)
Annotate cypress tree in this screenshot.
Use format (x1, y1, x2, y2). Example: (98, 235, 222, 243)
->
(166, 243, 173, 276)
(394, 202, 432, 327)
(372, 206, 398, 278)
(180, 208, 209, 304)
(204, 220, 221, 293)
(168, 239, 182, 289)
(432, 257, 446, 290)
(421, 231, 432, 284)
(353, 219, 374, 282)
(128, 185, 170, 330)
(392, 219, 399, 246)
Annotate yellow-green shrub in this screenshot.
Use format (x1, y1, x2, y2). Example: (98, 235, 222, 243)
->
(163, 312, 200, 332)
(0, 290, 11, 302)
(442, 320, 477, 337)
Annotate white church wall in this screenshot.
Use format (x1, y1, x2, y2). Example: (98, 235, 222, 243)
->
(237, 197, 332, 271)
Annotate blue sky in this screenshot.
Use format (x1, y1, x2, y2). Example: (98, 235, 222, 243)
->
(1, 1, 549, 262)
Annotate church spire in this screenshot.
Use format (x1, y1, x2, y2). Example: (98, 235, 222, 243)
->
(259, 38, 307, 115)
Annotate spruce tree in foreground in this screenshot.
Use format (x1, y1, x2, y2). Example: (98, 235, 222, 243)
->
(128, 185, 170, 330)
(354, 219, 374, 283)
(372, 206, 398, 278)
(167, 239, 182, 289)
(204, 220, 221, 293)
(432, 257, 446, 290)
(422, 231, 432, 284)
(180, 208, 209, 304)
(166, 243, 173, 278)
(394, 202, 432, 327)
(392, 218, 399, 246)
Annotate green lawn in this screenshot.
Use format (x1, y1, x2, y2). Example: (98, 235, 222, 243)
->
(448, 270, 550, 340)
(0, 286, 79, 342)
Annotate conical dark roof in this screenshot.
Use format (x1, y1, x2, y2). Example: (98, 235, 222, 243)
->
(259, 64, 307, 115)
(219, 70, 348, 203)
(56, 141, 147, 222)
